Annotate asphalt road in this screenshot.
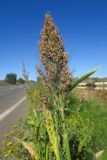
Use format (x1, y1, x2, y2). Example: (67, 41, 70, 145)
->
(0, 85, 27, 143)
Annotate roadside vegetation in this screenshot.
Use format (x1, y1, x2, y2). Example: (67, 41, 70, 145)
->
(0, 14, 107, 160)
(0, 80, 8, 85)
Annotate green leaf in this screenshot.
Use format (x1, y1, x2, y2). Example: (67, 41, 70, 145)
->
(70, 66, 100, 90)
(26, 118, 35, 126)
(60, 100, 72, 160)
(33, 108, 38, 128)
(63, 132, 71, 160)
(45, 143, 49, 160)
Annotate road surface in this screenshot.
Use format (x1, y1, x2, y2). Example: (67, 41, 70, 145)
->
(0, 85, 27, 143)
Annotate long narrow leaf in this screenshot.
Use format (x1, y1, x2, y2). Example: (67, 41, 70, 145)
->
(16, 138, 40, 160)
(45, 143, 49, 160)
(63, 132, 71, 160)
(61, 107, 71, 160)
(59, 96, 72, 160)
(95, 150, 104, 159)
(70, 66, 99, 90)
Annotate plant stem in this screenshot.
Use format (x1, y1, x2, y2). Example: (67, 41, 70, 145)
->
(60, 95, 72, 160)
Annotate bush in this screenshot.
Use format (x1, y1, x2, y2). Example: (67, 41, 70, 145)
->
(5, 73, 17, 84)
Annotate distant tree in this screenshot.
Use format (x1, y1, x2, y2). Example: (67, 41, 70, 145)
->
(18, 78, 24, 84)
(22, 61, 29, 82)
(5, 73, 17, 84)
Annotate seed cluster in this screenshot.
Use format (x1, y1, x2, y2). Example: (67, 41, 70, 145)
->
(37, 14, 72, 92)
(40, 95, 51, 109)
(36, 66, 51, 91)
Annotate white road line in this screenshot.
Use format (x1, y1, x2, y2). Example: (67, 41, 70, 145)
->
(9, 86, 23, 90)
(0, 97, 26, 122)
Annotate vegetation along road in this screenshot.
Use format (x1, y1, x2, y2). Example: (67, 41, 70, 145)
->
(0, 85, 27, 143)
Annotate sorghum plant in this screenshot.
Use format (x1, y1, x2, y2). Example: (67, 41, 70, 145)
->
(15, 14, 98, 160)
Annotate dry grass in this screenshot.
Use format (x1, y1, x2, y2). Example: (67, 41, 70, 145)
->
(76, 88, 107, 102)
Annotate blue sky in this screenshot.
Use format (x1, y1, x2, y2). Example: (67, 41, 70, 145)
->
(0, 0, 107, 80)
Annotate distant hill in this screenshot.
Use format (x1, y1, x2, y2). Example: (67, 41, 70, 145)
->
(74, 77, 107, 83)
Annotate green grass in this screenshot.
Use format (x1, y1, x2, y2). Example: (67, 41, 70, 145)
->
(0, 80, 20, 85)
(99, 149, 107, 160)
(63, 91, 107, 159)
(0, 80, 7, 85)
(79, 99, 107, 155)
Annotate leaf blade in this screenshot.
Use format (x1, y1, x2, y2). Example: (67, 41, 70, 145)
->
(71, 66, 99, 90)
(16, 138, 40, 160)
